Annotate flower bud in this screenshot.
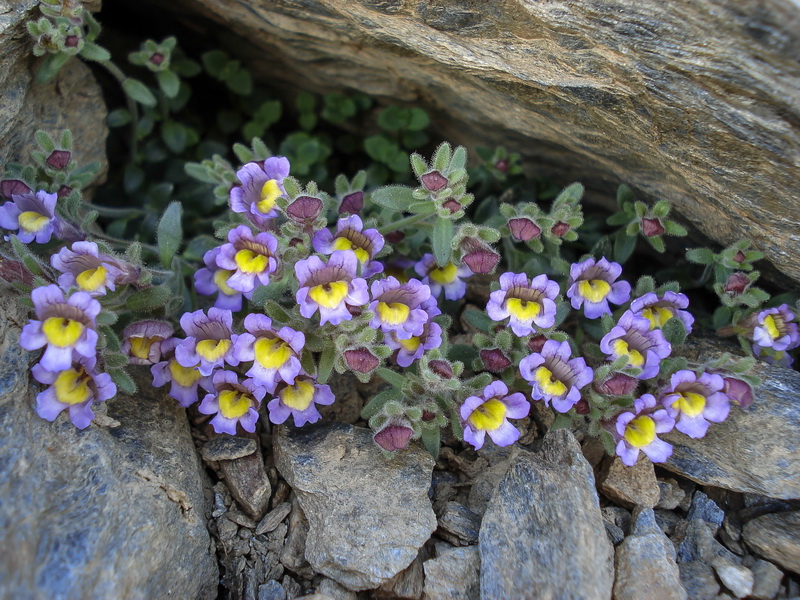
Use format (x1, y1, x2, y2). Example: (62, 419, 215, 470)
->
(722, 376, 754, 409)
(421, 170, 448, 192)
(724, 272, 750, 295)
(338, 190, 364, 215)
(56, 185, 73, 198)
(574, 398, 590, 415)
(508, 218, 541, 242)
(344, 348, 379, 374)
(551, 221, 570, 237)
(65, 35, 80, 48)
(528, 335, 547, 353)
(385, 231, 405, 244)
(45, 150, 71, 170)
(373, 420, 414, 452)
(0, 179, 31, 199)
(422, 411, 437, 422)
(593, 373, 638, 396)
(286, 195, 323, 222)
(442, 198, 461, 213)
(495, 159, 509, 173)
(641, 217, 665, 237)
(150, 52, 166, 66)
(428, 359, 454, 379)
(480, 348, 511, 372)
(733, 250, 747, 264)
(463, 249, 499, 274)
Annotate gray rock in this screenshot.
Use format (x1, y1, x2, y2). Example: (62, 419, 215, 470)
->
(423, 545, 480, 600)
(712, 557, 754, 598)
(479, 429, 614, 600)
(317, 578, 357, 600)
(750, 559, 783, 600)
(259, 580, 288, 600)
(375, 551, 424, 599)
(599, 455, 660, 509)
(274, 423, 437, 591)
(677, 519, 740, 565)
(0, 298, 217, 599)
(663, 340, 800, 499)
(679, 561, 721, 600)
(227, 510, 257, 529)
(202, 435, 258, 461)
(436, 501, 481, 546)
(256, 501, 292, 535)
(466, 453, 514, 515)
(687, 491, 726, 532)
(613, 508, 686, 600)
(742, 511, 800, 574)
(657, 479, 687, 510)
(280, 498, 313, 578)
(220, 448, 271, 519)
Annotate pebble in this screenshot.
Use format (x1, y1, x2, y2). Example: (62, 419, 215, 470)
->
(220, 449, 272, 519)
(423, 545, 480, 600)
(750, 559, 784, 599)
(742, 510, 800, 574)
(436, 501, 481, 546)
(258, 580, 287, 600)
(687, 491, 725, 532)
(679, 561, 721, 600)
(256, 502, 293, 535)
(657, 479, 687, 510)
(227, 511, 257, 529)
(202, 435, 258, 462)
(317, 578, 358, 600)
(599, 456, 661, 509)
(712, 557, 754, 598)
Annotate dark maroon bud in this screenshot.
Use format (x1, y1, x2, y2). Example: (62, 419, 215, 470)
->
(338, 190, 364, 215)
(45, 150, 71, 170)
(150, 52, 165, 66)
(442, 198, 461, 213)
(57, 185, 72, 198)
(528, 335, 547, 354)
(593, 373, 638, 396)
(480, 348, 511, 372)
(344, 348, 379, 374)
(463, 249, 499, 274)
(421, 170, 448, 192)
(574, 398, 590, 415)
(722, 376, 754, 409)
(65, 35, 80, 48)
(385, 231, 405, 244)
(0, 179, 31, 199)
(428, 359, 453, 379)
(286, 196, 323, 221)
(551, 221, 570, 237)
(641, 217, 665, 237)
(374, 423, 414, 452)
(422, 411, 437, 422)
(346, 305, 364, 317)
(288, 237, 302, 248)
(733, 250, 747, 264)
(508, 218, 541, 242)
(0, 257, 35, 287)
(495, 159, 509, 173)
(724, 272, 750, 296)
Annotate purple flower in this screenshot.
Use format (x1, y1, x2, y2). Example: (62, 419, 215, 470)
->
(614, 394, 675, 466)
(31, 355, 116, 429)
(344, 348, 380, 374)
(486, 272, 560, 337)
(121, 320, 174, 365)
(753, 344, 794, 368)
(175, 308, 240, 376)
(229, 157, 290, 226)
(721, 376, 755, 408)
(194, 246, 250, 311)
(267, 375, 335, 427)
(566, 257, 631, 319)
(295, 250, 369, 326)
(233, 313, 305, 392)
(519, 340, 593, 413)
(460, 380, 530, 450)
(369, 277, 434, 339)
(198, 370, 265, 435)
(385, 320, 443, 367)
(630, 291, 694, 334)
(752, 304, 799, 352)
(151, 338, 211, 407)
(600, 311, 672, 380)
(50, 241, 125, 296)
(660, 370, 730, 438)
(373, 418, 414, 452)
(215, 225, 279, 294)
(312, 215, 385, 278)
(0, 189, 60, 243)
(414, 253, 472, 301)
(20, 285, 100, 372)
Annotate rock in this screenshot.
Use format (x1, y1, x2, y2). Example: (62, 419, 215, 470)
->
(273, 423, 437, 591)
(687, 491, 726, 533)
(375, 551, 424, 599)
(220, 448, 271, 519)
(599, 456, 660, 509)
(202, 435, 258, 462)
(677, 519, 740, 565)
(259, 580, 288, 600)
(130, 0, 800, 284)
(0, 298, 217, 599)
(663, 340, 800, 500)
(422, 545, 480, 600)
(436, 501, 481, 546)
(479, 429, 614, 600)
(750, 559, 783, 600)
(317, 578, 357, 600)
(466, 454, 514, 515)
(280, 498, 313, 578)
(679, 561, 721, 600)
(227, 510, 257, 529)
(712, 557, 754, 598)
(655, 509, 682, 537)
(256, 501, 292, 535)
(613, 508, 687, 600)
(742, 510, 800, 574)
(317, 372, 363, 424)
(657, 479, 688, 510)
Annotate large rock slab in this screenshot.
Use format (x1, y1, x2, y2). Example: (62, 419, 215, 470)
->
(273, 423, 437, 591)
(742, 511, 800, 574)
(122, 0, 800, 283)
(479, 429, 614, 600)
(0, 297, 218, 600)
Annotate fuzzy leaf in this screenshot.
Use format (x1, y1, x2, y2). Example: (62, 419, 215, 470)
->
(613, 228, 637, 264)
(122, 78, 157, 107)
(156, 69, 181, 98)
(376, 367, 407, 390)
(109, 368, 136, 395)
(157, 201, 183, 268)
(449, 146, 467, 171)
(96, 311, 119, 326)
(370, 185, 414, 212)
(79, 41, 110, 62)
(361, 388, 401, 420)
(317, 344, 335, 385)
(103, 353, 129, 369)
(686, 247, 715, 265)
(35, 52, 70, 83)
(432, 218, 453, 267)
(616, 184, 634, 207)
(421, 426, 441, 459)
(126, 286, 172, 312)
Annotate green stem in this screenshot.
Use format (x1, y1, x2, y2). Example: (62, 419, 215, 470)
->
(377, 213, 430, 234)
(92, 231, 158, 253)
(82, 202, 145, 218)
(98, 59, 139, 161)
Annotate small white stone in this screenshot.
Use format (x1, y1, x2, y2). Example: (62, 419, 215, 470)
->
(713, 558, 754, 599)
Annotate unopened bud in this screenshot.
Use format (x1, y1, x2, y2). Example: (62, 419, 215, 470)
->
(442, 198, 461, 213)
(551, 222, 570, 237)
(724, 272, 750, 296)
(0, 179, 31, 199)
(528, 335, 547, 354)
(422, 411, 437, 422)
(574, 398, 590, 415)
(56, 185, 73, 198)
(495, 159, 509, 173)
(385, 231, 405, 244)
(421, 170, 448, 192)
(641, 217, 665, 237)
(374, 421, 414, 452)
(722, 376, 754, 409)
(480, 348, 511, 372)
(150, 52, 165, 66)
(428, 359, 453, 379)
(286, 196, 323, 222)
(594, 373, 638, 396)
(65, 35, 80, 48)
(463, 249, 499, 274)
(339, 190, 364, 214)
(344, 348, 379, 374)
(733, 250, 747, 264)
(508, 218, 541, 242)
(45, 150, 71, 170)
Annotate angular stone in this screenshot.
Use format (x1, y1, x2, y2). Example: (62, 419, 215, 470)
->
(202, 435, 258, 462)
(742, 511, 800, 574)
(436, 501, 481, 546)
(614, 508, 687, 600)
(220, 449, 271, 519)
(280, 498, 312, 578)
(677, 519, 740, 565)
(479, 429, 614, 600)
(600, 456, 660, 509)
(256, 501, 292, 536)
(317, 578, 358, 600)
(657, 479, 687, 510)
(423, 546, 480, 600)
(687, 491, 726, 532)
(274, 423, 436, 591)
(375, 551, 424, 599)
(0, 298, 217, 599)
(712, 558, 754, 599)
(750, 559, 783, 600)
(258, 580, 287, 600)
(679, 561, 721, 600)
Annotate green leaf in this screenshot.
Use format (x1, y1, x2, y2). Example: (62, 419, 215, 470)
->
(553, 182, 584, 207)
(184, 162, 218, 184)
(686, 247, 715, 265)
(122, 78, 157, 107)
(109, 368, 136, 395)
(361, 389, 401, 420)
(661, 317, 687, 346)
(647, 235, 666, 253)
(616, 184, 634, 207)
(551, 413, 572, 430)
(35, 130, 56, 153)
(79, 41, 111, 62)
(407, 108, 430, 132)
(664, 221, 688, 236)
(35, 52, 70, 83)
(432, 218, 453, 267)
(449, 146, 467, 171)
(96, 311, 119, 326)
(103, 353, 129, 369)
(225, 68, 252, 95)
(100, 325, 121, 352)
(464, 309, 493, 332)
(10, 235, 44, 276)
(613, 229, 637, 264)
(376, 367, 407, 390)
(107, 108, 132, 128)
(157, 201, 183, 268)
(449, 344, 478, 364)
(201, 49, 228, 77)
(421, 426, 441, 459)
(432, 143, 452, 171)
(370, 185, 414, 211)
(126, 286, 172, 312)
(161, 121, 188, 153)
(156, 69, 181, 98)
(317, 344, 335, 385)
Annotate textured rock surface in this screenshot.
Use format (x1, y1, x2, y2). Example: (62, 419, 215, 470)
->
(600, 456, 660, 509)
(1, 1, 107, 178)
(479, 429, 614, 599)
(423, 545, 480, 600)
(0, 297, 218, 599)
(742, 511, 800, 574)
(121, 0, 800, 283)
(273, 423, 437, 591)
